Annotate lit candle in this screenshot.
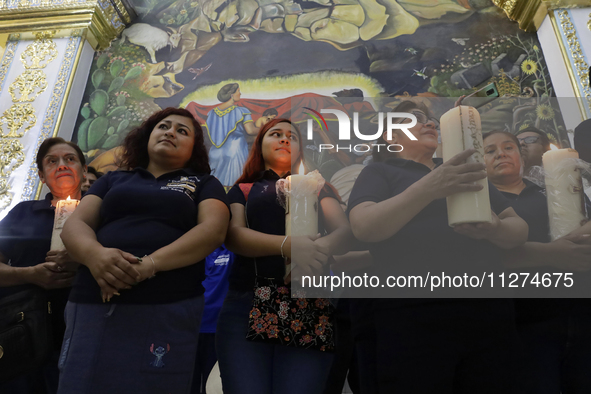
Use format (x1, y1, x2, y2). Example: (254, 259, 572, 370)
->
(51, 196, 80, 250)
(440, 105, 492, 226)
(542, 145, 585, 240)
(285, 163, 324, 236)
(280, 163, 325, 278)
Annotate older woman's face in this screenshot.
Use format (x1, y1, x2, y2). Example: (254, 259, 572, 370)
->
(147, 115, 196, 169)
(390, 109, 439, 153)
(38, 143, 84, 195)
(483, 133, 523, 183)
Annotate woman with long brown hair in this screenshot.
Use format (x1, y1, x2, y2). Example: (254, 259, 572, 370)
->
(58, 107, 230, 393)
(217, 118, 351, 394)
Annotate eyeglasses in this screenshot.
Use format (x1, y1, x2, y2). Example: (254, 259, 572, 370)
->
(517, 136, 540, 144)
(397, 111, 440, 130)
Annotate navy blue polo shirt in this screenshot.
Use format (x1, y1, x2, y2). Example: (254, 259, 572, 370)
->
(227, 169, 338, 292)
(69, 168, 229, 304)
(0, 193, 71, 348)
(503, 179, 591, 322)
(347, 158, 513, 306)
(0, 193, 68, 301)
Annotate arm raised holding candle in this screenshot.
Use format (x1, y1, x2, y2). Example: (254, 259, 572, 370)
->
(351, 149, 488, 243)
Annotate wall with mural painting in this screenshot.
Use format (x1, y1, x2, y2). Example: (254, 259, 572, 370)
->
(72, 0, 563, 188)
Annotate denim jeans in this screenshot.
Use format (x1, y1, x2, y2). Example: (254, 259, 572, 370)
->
(216, 290, 334, 394)
(57, 296, 203, 394)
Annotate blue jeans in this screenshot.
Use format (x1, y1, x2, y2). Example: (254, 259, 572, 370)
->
(216, 290, 334, 394)
(57, 296, 203, 394)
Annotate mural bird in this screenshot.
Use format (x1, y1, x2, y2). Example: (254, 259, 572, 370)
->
(188, 63, 213, 80)
(451, 38, 469, 46)
(412, 67, 428, 80)
(404, 47, 418, 55)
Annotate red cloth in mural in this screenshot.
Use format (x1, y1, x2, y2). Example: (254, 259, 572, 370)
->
(184, 93, 376, 125)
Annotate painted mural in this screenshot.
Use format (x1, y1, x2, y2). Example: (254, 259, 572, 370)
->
(73, 0, 564, 188)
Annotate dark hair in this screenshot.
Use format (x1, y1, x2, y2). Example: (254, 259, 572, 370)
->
(36, 137, 86, 171)
(262, 108, 278, 117)
(235, 118, 303, 184)
(217, 83, 239, 102)
(120, 107, 210, 174)
(86, 166, 103, 178)
(575, 119, 591, 162)
(482, 130, 522, 155)
(516, 126, 550, 152)
(373, 100, 431, 163)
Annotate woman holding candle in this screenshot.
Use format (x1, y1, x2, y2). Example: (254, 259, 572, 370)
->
(483, 130, 591, 394)
(348, 100, 528, 393)
(218, 118, 351, 394)
(0, 137, 84, 393)
(57, 107, 230, 394)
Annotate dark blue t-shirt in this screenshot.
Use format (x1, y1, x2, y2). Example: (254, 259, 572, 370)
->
(227, 170, 338, 292)
(347, 158, 513, 306)
(201, 245, 234, 333)
(69, 168, 229, 304)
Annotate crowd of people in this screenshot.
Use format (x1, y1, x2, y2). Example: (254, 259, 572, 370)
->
(1, 102, 591, 394)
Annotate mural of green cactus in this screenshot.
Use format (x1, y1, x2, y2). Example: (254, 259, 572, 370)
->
(76, 54, 144, 156)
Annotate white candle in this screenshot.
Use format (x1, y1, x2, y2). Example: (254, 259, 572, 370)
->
(51, 196, 79, 250)
(440, 105, 492, 226)
(542, 146, 585, 240)
(280, 164, 325, 279)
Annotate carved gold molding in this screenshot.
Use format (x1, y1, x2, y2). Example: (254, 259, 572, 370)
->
(8, 69, 48, 102)
(20, 31, 58, 69)
(551, 10, 591, 117)
(0, 138, 24, 178)
(0, 0, 132, 50)
(31, 33, 84, 201)
(493, 0, 591, 32)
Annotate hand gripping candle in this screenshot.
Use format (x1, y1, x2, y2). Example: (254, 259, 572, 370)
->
(277, 163, 325, 278)
(542, 146, 586, 240)
(51, 196, 80, 250)
(440, 105, 491, 226)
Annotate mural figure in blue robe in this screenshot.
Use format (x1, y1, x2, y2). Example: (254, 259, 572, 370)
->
(206, 83, 260, 186)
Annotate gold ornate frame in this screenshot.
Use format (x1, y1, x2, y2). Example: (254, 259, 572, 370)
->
(0, 0, 132, 50)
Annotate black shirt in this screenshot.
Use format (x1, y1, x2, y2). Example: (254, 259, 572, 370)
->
(504, 179, 591, 322)
(347, 158, 513, 306)
(227, 169, 338, 292)
(69, 168, 229, 304)
(0, 193, 66, 300)
(0, 193, 70, 348)
(501, 179, 550, 243)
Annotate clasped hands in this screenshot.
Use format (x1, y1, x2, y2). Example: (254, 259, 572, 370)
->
(84, 247, 154, 302)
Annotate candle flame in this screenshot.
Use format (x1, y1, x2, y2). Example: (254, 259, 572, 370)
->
(550, 144, 559, 151)
(298, 162, 305, 175)
(66, 196, 71, 201)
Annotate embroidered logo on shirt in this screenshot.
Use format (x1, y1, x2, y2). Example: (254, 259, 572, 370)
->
(149, 343, 170, 368)
(214, 254, 230, 266)
(160, 176, 200, 199)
